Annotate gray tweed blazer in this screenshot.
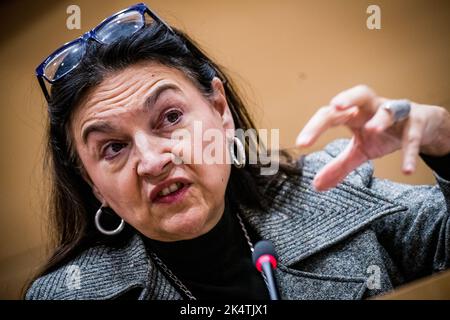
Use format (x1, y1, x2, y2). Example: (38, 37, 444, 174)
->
(25, 139, 450, 300)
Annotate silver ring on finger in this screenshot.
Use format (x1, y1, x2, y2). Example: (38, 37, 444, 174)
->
(381, 99, 411, 123)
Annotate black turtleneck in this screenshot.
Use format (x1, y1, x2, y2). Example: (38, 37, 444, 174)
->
(143, 201, 270, 300)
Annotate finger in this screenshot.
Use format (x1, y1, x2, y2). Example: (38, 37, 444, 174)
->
(330, 84, 377, 111)
(296, 105, 358, 147)
(401, 119, 424, 174)
(313, 137, 368, 191)
(364, 103, 395, 133)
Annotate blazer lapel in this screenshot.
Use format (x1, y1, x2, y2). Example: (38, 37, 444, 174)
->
(241, 170, 406, 266)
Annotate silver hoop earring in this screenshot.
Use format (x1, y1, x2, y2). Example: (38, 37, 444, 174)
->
(229, 136, 246, 168)
(95, 206, 125, 236)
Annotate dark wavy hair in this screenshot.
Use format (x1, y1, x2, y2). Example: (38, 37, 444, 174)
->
(24, 22, 301, 295)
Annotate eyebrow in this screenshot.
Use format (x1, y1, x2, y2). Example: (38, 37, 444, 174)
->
(81, 83, 182, 144)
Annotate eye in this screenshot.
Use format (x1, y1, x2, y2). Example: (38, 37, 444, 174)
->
(103, 142, 127, 160)
(162, 109, 182, 126)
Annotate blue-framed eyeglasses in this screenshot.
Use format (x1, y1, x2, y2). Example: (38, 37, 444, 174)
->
(36, 3, 174, 102)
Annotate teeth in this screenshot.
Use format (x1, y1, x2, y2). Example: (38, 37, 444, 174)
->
(158, 182, 183, 197)
(169, 183, 178, 193)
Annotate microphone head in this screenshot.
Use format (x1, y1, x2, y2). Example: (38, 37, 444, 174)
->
(252, 240, 278, 271)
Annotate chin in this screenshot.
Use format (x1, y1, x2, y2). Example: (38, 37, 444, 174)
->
(163, 209, 210, 241)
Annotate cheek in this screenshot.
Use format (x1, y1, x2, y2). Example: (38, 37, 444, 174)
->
(191, 162, 231, 205)
(90, 165, 142, 214)
(193, 119, 232, 201)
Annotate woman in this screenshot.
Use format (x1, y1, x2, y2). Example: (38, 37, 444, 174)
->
(26, 3, 450, 300)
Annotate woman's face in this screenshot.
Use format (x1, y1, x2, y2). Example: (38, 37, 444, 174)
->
(70, 61, 234, 241)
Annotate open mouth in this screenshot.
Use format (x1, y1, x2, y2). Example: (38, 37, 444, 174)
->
(158, 182, 184, 197)
(154, 182, 191, 204)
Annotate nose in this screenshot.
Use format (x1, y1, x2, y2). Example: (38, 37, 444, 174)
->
(134, 131, 173, 178)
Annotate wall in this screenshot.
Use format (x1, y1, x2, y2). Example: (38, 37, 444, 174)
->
(0, 0, 448, 299)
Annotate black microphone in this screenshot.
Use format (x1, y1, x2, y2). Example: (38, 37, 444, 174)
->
(252, 240, 280, 300)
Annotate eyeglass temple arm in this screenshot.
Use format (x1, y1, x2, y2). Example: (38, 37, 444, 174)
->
(37, 76, 51, 103)
(145, 7, 175, 34)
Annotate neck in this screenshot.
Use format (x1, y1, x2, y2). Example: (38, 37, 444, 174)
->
(144, 200, 245, 282)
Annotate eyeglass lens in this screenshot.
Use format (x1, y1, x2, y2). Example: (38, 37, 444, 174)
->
(44, 9, 148, 82)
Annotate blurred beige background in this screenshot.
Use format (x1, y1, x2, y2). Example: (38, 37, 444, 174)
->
(0, 0, 448, 299)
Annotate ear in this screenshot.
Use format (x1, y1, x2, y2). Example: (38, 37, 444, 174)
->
(211, 77, 234, 132)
